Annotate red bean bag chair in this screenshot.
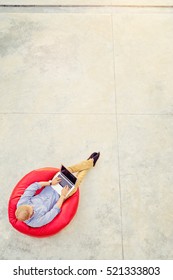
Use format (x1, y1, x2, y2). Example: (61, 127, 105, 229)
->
(8, 167, 79, 237)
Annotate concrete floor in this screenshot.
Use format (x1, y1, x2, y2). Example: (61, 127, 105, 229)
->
(0, 2, 173, 260)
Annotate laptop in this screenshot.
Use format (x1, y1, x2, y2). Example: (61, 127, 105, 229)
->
(51, 165, 77, 197)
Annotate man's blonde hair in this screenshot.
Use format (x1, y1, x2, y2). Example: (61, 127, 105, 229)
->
(15, 205, 31, 221)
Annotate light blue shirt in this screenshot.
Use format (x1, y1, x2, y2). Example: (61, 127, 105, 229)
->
(17, 182, 61, 228)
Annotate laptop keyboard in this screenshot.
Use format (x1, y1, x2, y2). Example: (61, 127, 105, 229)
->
(57, 174, 73, 189)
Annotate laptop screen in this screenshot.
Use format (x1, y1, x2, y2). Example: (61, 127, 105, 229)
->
(61, 165, 77, 184)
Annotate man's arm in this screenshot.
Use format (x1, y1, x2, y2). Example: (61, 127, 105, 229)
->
(19, 181, 50, 201)
(25, 186, 70, 228)
(38, 177, 61, 188)
(56, 186, 70, 208)
(37, 181, 51, 187)
(18, 178, 61, 206)
(26, 204, 61, 227)
(17, 182, 42, 206)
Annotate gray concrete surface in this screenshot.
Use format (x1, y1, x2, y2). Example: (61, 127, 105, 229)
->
(1, 0, 173, 6)
(0, 3, 173, 260)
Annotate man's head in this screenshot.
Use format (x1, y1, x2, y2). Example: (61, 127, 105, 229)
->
(15, 205, 33, 221)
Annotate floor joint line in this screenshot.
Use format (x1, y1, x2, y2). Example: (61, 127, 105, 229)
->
(111, 14, 124, 260)
(1, 5, 173, 8)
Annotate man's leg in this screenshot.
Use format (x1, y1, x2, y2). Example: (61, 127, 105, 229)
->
(66, 159, 93, 198)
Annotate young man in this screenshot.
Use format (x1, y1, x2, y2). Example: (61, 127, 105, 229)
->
(15, 152, 100, 228)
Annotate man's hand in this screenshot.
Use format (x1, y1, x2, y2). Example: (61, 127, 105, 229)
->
(56, 186, 70, 209)
(61, 186, 70, 198)
(52, 177, 61, 186)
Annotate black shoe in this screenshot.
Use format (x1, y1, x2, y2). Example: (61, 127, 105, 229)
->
(87, 152, 97, 161)
(92, 152, 100, 166)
